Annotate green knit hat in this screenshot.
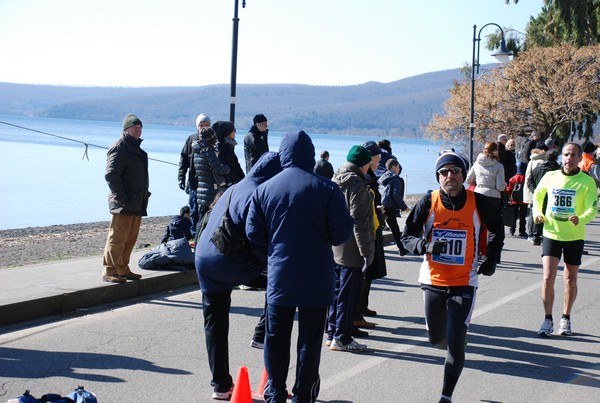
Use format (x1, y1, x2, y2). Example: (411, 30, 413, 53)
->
(346, 145, 372, 167)
(122, 113, 143, 130)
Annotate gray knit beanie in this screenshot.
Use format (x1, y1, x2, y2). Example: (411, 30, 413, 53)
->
(122, 113, 143, 130)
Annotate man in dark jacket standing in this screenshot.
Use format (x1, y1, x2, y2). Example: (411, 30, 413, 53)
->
(102, 113, 150, 283)
(244, 113, 269, 173)
(246, 131, 353, 403)
(313, 150, 334, 179)
(178, 113, 211, 237)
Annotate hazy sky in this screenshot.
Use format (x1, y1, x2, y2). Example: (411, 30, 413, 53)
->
(0, 0, 544, 87)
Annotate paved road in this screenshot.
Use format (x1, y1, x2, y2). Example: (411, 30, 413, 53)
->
(1, 218, 600, 402)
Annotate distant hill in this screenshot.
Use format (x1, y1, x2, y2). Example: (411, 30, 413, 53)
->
(0, 68, 465, 137)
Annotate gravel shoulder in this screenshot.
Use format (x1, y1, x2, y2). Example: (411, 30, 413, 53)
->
(0, 216, 170, 269)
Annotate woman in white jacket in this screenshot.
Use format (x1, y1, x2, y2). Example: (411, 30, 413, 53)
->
(466, 141, 507, 210)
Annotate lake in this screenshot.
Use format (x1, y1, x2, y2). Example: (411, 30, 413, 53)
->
(0, 115, 443, 230)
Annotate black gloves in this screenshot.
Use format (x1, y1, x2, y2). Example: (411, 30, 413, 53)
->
(425, 240, 447, 255)
(477, 257, 496, 276)
(178, 180, 186, 191)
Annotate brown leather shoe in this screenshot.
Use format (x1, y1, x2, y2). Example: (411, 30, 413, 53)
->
(122, 272, 142, 280)
(353, 319, 376, 329)
(102, 274, 126, 284)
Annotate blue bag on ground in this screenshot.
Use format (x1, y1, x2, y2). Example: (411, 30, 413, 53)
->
(138, 237, 194, 271)
(8, 387, 96, 403)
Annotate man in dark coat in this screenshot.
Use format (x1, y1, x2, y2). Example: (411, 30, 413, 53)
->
(520, 131, 541, 164)
(243, 113, 269, 173)
(313, 150, 334, 179)
(498, 133, 517, 182)
(246, 131, 353, 403)
(102, 113, 150, 283)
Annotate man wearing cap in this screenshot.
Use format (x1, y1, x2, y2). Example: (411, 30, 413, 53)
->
(102, 113, 150, 283)
(327, 145, 376, 352)
(354, 140, 387, 327)
(244, 113, 269, 173)
(179, 113, 212, 237)
(401, 151, 504, 403)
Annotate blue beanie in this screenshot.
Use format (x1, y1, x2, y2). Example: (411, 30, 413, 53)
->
(435, 151, 468, 182)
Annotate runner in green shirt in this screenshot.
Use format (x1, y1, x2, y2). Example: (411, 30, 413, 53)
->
(532, 143, 598, 337)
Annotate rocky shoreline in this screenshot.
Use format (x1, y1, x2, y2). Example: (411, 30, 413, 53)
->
(0, 216, 171, 269)
(0, 195, 422, 269)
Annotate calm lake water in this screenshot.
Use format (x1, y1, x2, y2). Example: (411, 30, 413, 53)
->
(0, 115, 443, 230)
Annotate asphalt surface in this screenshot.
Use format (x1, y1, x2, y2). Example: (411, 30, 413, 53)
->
(1, 215, 600, 402)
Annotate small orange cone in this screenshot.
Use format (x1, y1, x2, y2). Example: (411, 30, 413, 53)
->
(231, 365, 253, 403)
(253, 366, 269, 398)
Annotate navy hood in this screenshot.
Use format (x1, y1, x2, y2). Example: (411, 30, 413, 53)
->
(247, 152, 282, 184)
(278, 131, 315, 171)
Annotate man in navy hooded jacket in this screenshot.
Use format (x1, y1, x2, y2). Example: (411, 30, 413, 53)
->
(196, 152, 282, 400)
(246, 131, 353, 403)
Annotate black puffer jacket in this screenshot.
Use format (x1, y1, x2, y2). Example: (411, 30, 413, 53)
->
(193, 139, 230, 208)
(105, 133, 150, 216)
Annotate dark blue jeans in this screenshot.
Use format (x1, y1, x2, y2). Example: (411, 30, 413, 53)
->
(188, 189, 198, 237)
(263, 304, 327, 403)
(202, 289, 234, 394)
(327, 264, 363, 345)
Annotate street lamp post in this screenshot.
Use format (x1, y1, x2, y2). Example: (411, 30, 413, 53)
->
(469, 23, 512, 165)
(229, 0, 247, 124)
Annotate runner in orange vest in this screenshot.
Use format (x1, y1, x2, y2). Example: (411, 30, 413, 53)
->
(401, 151, 505, 403)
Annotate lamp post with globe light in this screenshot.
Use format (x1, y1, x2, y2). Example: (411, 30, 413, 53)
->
(469, 23, 512, 165)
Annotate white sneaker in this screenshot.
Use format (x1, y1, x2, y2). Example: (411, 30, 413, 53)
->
(330, 338, 367, 352)
(212, 386, 233, 400)
(537, 319, 554, 337)
(558, 318, 572, 335)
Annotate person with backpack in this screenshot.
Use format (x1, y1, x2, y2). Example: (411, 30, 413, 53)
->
(505, 163, 529, 238)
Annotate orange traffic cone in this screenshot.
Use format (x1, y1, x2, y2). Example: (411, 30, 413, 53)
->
(253, 366, 269, 398)
(231, 365, 253, 403)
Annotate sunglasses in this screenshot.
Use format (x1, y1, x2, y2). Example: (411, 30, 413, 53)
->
(437, 166, 462, 176)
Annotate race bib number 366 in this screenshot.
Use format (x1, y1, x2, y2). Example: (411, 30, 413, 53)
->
(550, 188, 576, 221)
(431, 229, 467, 265)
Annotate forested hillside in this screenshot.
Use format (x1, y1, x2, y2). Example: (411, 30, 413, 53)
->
(0, 68, 464, 137)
